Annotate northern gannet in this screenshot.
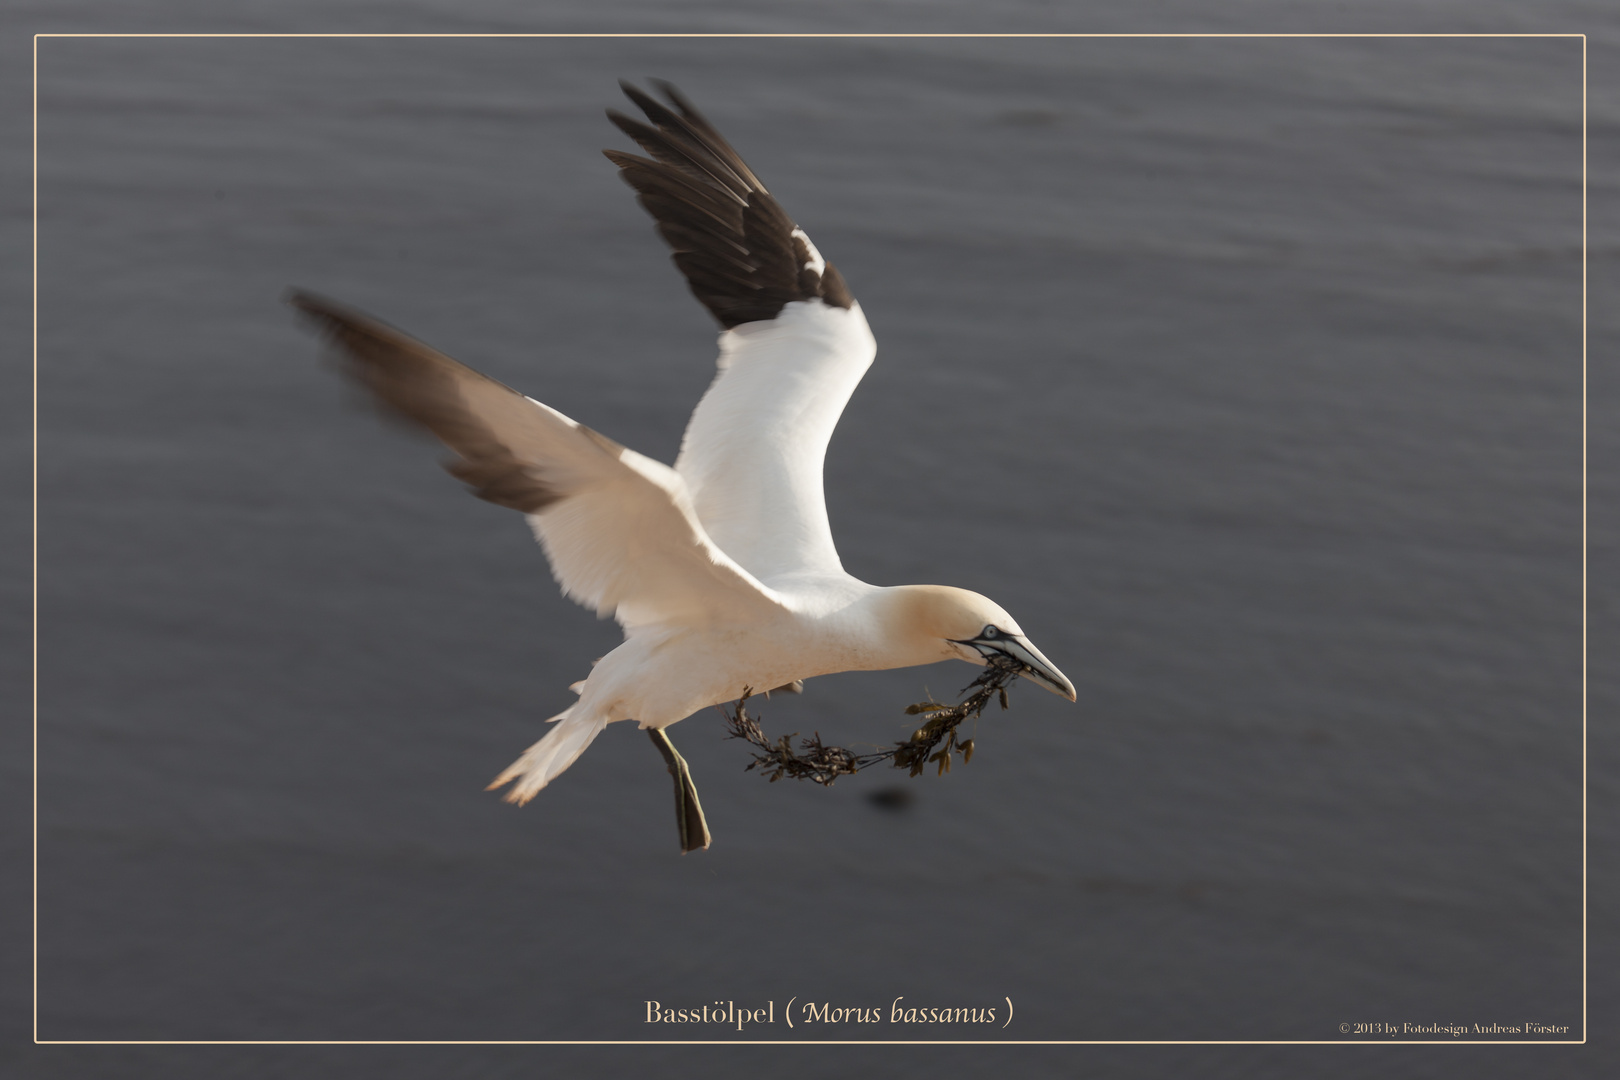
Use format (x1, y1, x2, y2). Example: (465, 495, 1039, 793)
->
(291, 80, 1075, 852)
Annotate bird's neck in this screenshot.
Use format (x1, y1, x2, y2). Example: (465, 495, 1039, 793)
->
(834, 585, 960, 672)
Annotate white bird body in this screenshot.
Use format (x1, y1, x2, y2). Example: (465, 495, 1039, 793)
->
(500, 577, 1001, 805)
(293, 81, 1074, 848)
(495, 298, 1039, 801)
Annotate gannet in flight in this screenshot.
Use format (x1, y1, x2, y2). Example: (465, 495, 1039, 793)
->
(292, 80, 1074, 852)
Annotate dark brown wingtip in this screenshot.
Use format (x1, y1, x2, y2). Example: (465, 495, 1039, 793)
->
(287, 288, 364, 347)
(604, 107, 648, 142)
(290, 290, 568, 515)
(618, 79, 664, 116)
(286, 288, 381, 338)
(605, 80, 854, 327)
(285, 286, 330, 320)
(285, 289, 431, 362)
(645, 77, 688, 109)
(645, 79, 732, 151)
(286, 287, 360, 317)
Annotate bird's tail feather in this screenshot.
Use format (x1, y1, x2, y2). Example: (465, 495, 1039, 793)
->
(486, 706, 607, 805)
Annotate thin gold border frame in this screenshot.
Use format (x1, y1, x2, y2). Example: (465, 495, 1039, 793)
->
(28, 31, 1594, 1049)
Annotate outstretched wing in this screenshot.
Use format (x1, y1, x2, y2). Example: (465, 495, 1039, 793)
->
(604, 79, 855, 328)
(291, 290, 785, 629)
(605, 81, 877, 583)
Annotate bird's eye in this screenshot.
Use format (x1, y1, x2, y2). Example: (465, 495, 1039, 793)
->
(982, 626, 998, 639)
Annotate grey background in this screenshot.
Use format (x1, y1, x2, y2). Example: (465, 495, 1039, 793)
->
(8, 3, 1615, 1079)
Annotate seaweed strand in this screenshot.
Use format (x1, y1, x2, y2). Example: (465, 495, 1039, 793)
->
(720, 655, 1025, 785)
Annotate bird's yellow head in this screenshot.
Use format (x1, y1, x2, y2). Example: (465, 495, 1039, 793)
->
(894, 585, 1076, 701)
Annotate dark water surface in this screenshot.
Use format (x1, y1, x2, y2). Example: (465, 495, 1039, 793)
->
(17, 13, 1605, 1080)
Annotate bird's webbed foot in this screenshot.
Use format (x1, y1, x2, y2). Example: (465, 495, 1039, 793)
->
(647, 728, 711, 853)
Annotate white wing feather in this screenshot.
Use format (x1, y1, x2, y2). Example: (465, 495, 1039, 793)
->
(526, 437, 782, 628)
(675, 300, 877, 583)
(291, 291, 783, 631)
